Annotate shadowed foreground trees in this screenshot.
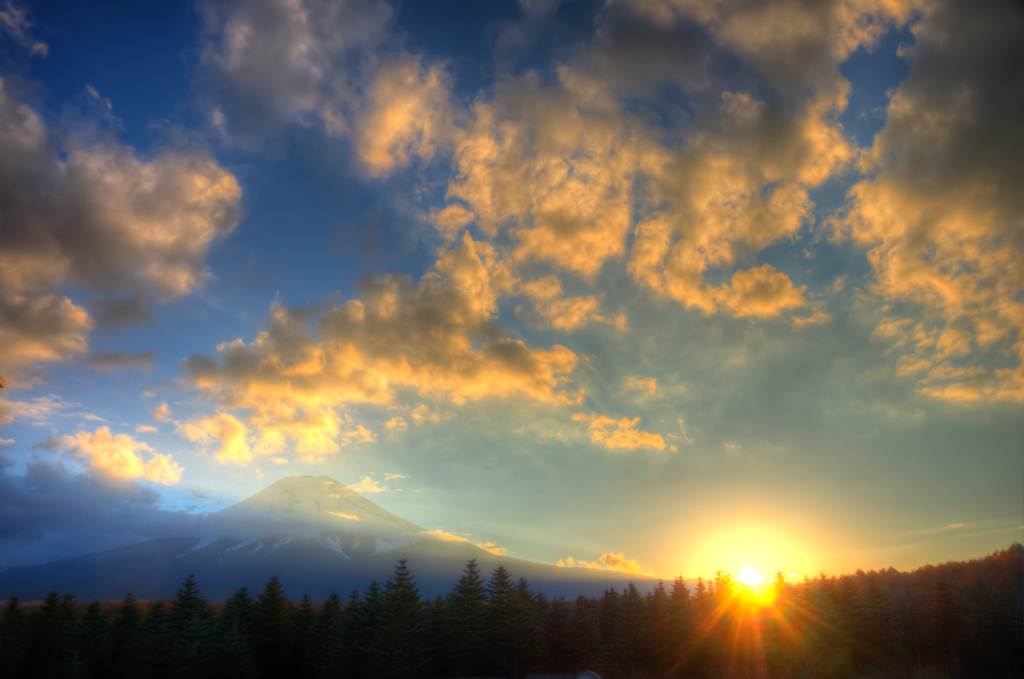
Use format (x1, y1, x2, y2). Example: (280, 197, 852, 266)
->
(1, 546, 1021, 679)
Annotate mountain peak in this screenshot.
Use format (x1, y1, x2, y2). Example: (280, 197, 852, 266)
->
(218, 475, 425, 535)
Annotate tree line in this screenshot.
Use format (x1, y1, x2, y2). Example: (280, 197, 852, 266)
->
(1, 543, 1020, 679)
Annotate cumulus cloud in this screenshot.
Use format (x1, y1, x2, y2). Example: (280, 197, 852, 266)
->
(182, 233, 580, 458)
(350, 475, 387, 493)
(177, 411, 252, 464)
(556, 551, 653, 576)
(518, 275, 625, 332)
(832, 1, 1024, 402)
(0, 77, 240, 379)
(354, 56, 455, 177)
(198, 0, 398, 139)
(0, 80, 241, 300)
(55, 426, 183, 484)
(573, 413, 666, 452)
(153, 402, 171, 422)
(0, 291, 93, 375)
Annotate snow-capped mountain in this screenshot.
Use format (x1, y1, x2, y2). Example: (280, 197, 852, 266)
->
(0, 476, 657, 602)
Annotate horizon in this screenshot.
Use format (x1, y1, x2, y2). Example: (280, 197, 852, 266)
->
(1, 0, 1022, 587)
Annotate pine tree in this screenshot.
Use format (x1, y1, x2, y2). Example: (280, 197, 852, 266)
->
(168, 574, 217, 678)
(308, 592, 343, 678)
(139, 600, 173, 679)
(445, 559, 487, 676)
(252, 576, 293, 678)
(368, 560, 429, 679)
(109, 593, 144, 678)
(216, 587, 258, 679)
(71, 600, 111, 678)
(24, 591, 73, 676)
(1, 596, 28, 678)
(484, 565, 517, 676)
(290, 593, 315, 676)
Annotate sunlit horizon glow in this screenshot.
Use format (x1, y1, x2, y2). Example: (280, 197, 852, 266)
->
(0, 0, 1022, 578)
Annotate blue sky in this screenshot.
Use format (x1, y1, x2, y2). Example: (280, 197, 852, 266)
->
(1, 0, 1022, 580)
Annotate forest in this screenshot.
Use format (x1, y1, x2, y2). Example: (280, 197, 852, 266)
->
(0, 544, 1020, 679)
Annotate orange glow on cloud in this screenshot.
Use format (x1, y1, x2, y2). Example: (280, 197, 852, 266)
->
(573, 412, 666, 451)
(57, 426, 182, 484)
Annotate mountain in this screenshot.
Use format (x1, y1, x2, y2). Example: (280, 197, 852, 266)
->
(0, 475, 658, 602)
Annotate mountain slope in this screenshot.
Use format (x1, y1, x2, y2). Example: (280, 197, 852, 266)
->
(0, 476, 658, 602)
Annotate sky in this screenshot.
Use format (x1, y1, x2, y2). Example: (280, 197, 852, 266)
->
(1, 0, 1022, 582)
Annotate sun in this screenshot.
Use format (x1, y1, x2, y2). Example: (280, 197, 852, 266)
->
(738, 566, 764, 586)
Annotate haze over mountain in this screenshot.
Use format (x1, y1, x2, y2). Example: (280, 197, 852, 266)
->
(0, 476, 657, 602)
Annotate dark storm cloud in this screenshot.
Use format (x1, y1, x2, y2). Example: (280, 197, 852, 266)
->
(0, 459, 200, 569)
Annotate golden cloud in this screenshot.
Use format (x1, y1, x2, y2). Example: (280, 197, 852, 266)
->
(177, 411, 252, 465)
(556, 552, 653, 576)
(350, 475, 387, 493)
(573, 412, 666, 452)
(832, 1, 1024, 403)
(355, 57, 454, 177)
(0, 291, 92, 374)
(182, 233, 580, 457)
(518, 275, 625, 332)
(57, 426, 182, 484)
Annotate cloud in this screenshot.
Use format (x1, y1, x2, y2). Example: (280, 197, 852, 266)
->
(573, 413, 666, 452)
(354, 56, 455, 177)
(0, 79, 241, 301)
(135, 425, 158, 434)
(182, 233, 580, 456)
(0, 459, 200, 569)
(384, 416, 408, 431)
(176, 411, 252, 465)
(718, 264, 808, 319)
(55, 426, 183, 484)
(197, 0, 394, 139)
(384, 472, 406, 481)
(832, 1, 1024, 403)
(621, 376, 658, 398)
(82, 349, 156, 373)
(0, 395, 72, 425)
(0, 291, 93, 375)
(350, 475, 387, 493)
(0, 77, 240, 381)
(444, 68, 639, 278)
(421, 528, 505, 554)
(153, 402, 171, 421)
(0, 1, 48, 56)
(518, 275, 624, 332)
(556, 551, 653, 576)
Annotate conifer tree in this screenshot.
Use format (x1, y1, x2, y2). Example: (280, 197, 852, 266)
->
(139, 600, 173, 679)
(445, 558, 487, 676)
(24, 591, 72, 676)
(71, 600, 112, 678)
(216, 586, 258, 679)
(168, 574, 217, 678)
(290, 593, 315, 676)
(109, 593, 144, 677)
(1, 596, 27, 678)
(252, 576, 293, 678)
(369, 560, 429, 679)
(307, 592, 342, 678)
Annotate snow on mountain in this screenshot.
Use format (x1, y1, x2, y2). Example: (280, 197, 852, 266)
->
(0, 475, 658, 602)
